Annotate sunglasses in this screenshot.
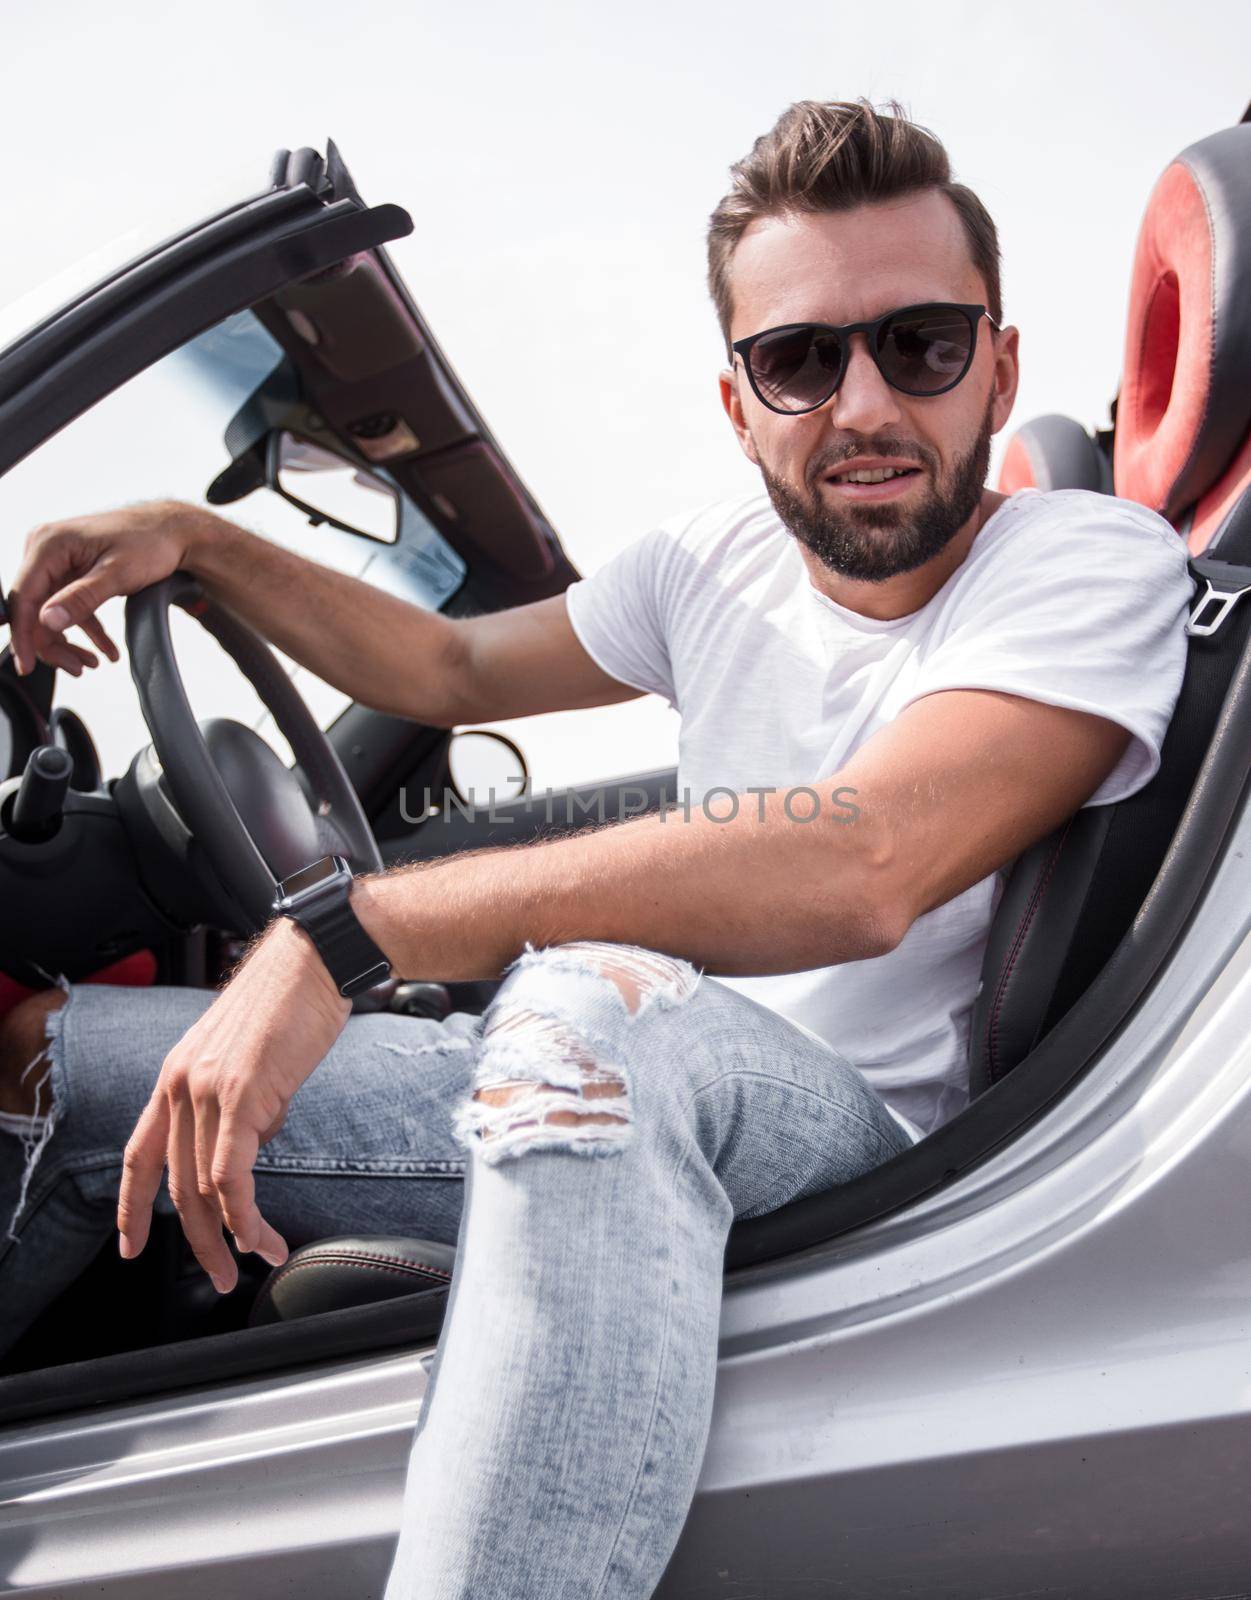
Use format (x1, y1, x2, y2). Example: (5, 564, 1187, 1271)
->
(731, 302, 999, 415)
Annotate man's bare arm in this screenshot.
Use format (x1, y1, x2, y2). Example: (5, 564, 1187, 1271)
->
(348, 687, 1132, 981)
(189, 512, 637, 724)
(7, 500, 639, 725)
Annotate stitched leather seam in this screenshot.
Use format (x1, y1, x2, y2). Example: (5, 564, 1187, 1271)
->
(278, 1250, 451, 1280)
(986, 822, 1072, 1084)
(272, 1257, 450, 1283)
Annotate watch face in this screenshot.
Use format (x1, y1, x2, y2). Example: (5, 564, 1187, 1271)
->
(279, 855, 345, 898)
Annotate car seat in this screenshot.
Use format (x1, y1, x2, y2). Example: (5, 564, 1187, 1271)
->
(970, 116, 1251, 1090)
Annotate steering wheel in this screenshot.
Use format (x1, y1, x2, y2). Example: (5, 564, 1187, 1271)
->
(125, 571, 383, 933)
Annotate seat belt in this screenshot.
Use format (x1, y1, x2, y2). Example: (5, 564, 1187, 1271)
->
(1185, 483, 1251, 637)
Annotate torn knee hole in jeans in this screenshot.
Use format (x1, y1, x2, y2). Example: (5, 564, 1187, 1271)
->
(458, 1006, 632, 1164)
(454, 944, 700, 1165)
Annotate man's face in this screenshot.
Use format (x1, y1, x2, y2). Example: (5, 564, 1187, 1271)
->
(719, 191, 1019, 582)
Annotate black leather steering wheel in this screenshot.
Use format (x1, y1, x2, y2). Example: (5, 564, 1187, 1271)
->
(125, 571, 382, 933)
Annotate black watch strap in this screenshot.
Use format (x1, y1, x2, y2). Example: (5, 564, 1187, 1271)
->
(294, 898, 392, 999)
(274, 857, 392, 999)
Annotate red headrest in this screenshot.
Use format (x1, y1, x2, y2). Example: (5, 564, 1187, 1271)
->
(1114, 123, 1251, 546)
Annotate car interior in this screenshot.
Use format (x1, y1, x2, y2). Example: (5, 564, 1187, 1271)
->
(2, 112, 1251, 1426)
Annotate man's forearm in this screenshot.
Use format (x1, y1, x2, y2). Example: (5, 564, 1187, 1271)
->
(182, 505, 470, 725)
(350, 788, 902, 983)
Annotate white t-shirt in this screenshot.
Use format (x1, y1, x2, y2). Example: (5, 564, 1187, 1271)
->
(564, 487, 1192, 1143)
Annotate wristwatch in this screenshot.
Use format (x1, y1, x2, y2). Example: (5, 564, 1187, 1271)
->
(272, 855, 392, 999)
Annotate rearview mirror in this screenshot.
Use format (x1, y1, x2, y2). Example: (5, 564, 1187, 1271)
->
(266, 430, 401, 543)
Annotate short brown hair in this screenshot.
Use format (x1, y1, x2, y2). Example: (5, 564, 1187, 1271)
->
(707, 98, 1002, 352)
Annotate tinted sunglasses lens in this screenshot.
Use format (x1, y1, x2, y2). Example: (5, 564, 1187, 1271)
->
(877, 307, 975, 394)
(748, 326, 843, 411)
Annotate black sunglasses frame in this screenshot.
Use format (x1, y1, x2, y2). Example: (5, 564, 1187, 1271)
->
(731, 301, 1000, 415)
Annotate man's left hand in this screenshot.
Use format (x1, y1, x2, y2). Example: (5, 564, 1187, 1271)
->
(117, 919, 352, 1293)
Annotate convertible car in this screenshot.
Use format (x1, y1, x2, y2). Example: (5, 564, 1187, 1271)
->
(2, 106, 1251, 1597)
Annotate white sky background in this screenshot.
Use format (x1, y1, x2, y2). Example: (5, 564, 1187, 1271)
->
(1, 0, 1249, 791)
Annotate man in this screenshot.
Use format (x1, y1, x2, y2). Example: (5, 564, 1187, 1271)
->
(0, 99, 1189, 1597)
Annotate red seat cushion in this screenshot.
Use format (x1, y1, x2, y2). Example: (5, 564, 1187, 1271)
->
(0, 949, 157, 1021)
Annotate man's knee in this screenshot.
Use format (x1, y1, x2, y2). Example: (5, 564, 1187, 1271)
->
(462, 941, 701, 1161)
(538, 941, 701, 1017)
(0, 990, 67, 1116)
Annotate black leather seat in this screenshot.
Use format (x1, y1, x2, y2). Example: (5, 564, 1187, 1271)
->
(248, 1236, 454, 1326)
(258, 118, 1251, 1325)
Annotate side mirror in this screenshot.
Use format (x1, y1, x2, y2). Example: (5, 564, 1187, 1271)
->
(265, 430, 401, 543)
(447, 729, 530, 809)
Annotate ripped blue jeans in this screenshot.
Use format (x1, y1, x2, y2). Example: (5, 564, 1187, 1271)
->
(0, 941, 912, 1599)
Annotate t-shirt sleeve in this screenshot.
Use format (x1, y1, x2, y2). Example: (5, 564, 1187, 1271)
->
(563, 525, 679, 708)
(899, 493, 1192, 808)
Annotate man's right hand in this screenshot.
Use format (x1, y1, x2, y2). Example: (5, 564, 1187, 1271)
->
(7, 500, 211, 677)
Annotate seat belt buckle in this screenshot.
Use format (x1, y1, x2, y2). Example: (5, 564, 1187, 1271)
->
(1187, 576, 1251, 637)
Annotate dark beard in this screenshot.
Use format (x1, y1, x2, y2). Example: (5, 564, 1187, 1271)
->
(759, 395, 996, 582)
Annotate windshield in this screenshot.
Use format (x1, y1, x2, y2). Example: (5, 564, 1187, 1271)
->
(0, 308, 465, 778)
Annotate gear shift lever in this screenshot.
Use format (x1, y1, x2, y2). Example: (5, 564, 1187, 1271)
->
(7, 744, 73, 842)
